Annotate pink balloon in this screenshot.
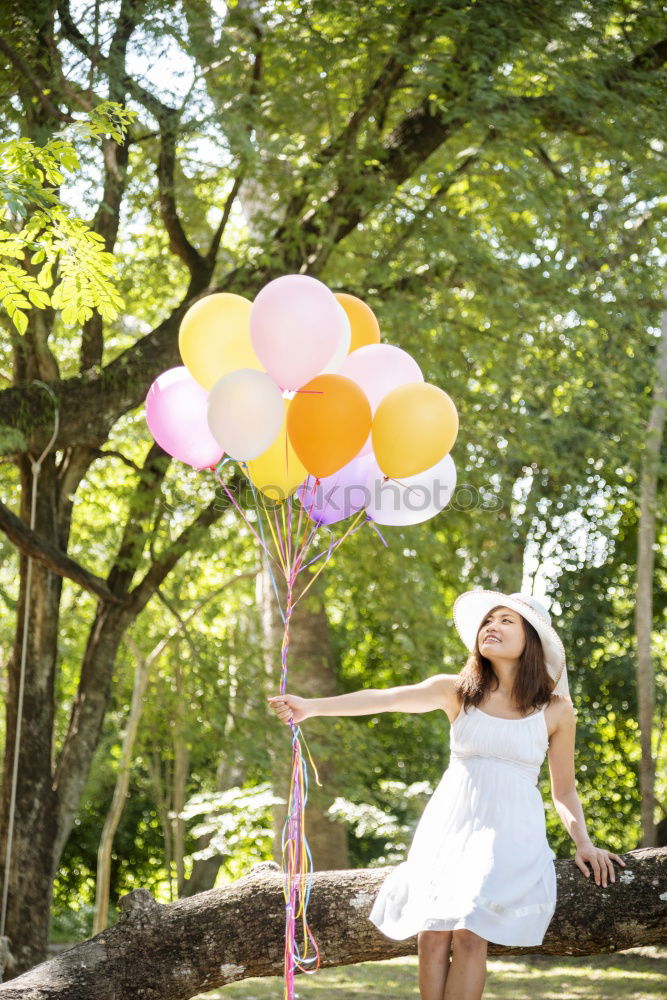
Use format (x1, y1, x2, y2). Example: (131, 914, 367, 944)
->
(297, 453, 374, 525)
(340, 344, 423, 411)
(250, 275, 342, 390)
(340, 344, 423, 455)
(145, 367, 223, 470)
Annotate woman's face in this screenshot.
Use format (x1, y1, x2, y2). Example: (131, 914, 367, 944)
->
(477, 606, 526, 662)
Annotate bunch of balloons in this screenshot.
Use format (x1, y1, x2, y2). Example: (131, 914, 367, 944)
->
(145, 274, 459, 528)
(144, 274, 459, 1000)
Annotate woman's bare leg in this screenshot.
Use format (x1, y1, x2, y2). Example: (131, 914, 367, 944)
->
(443, 928, 488, 1000)
(417, 930, 453, 1000)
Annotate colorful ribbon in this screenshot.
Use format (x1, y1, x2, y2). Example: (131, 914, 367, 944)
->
(211, 465, 372, 999)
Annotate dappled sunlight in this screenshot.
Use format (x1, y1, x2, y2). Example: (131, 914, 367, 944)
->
(199, 948, 666, 1000)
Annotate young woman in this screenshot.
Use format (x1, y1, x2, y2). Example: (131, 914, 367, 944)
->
(268, 590, 626, 1000)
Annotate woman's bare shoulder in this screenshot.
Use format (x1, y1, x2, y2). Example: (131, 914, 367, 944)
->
(422, 673, 461, 719)
(545, 693, 576, 728)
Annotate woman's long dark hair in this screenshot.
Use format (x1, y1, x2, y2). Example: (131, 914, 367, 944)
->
(455, 607, 555, 716)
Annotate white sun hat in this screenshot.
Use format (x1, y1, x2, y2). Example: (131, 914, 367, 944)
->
(453, 590, 569, 697)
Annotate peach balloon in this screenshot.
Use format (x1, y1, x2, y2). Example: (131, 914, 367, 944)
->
(335, 292, 381, 352)
(287, 375, 372, 479)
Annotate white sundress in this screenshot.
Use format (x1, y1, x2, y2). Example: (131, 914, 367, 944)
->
(369, 703, 557, 947)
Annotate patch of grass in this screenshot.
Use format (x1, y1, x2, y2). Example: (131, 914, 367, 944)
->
(199, 947, 666, 1000)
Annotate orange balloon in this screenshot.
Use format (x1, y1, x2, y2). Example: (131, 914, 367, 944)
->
(372, 383, 459, 479)
(335, 293, 381, 353)
(287, 375, 372, 479)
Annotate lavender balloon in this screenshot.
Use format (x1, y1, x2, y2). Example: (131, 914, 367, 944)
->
(145, 366, 223, 470)
(297, 453, 374, 525)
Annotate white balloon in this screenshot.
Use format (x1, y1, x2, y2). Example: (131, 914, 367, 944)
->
(319, 304, 352, 375)
(207, 369, 284, 461)
(365, 453, 457, 526)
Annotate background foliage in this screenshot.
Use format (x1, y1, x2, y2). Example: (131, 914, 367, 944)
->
(0, 0, 665, 945)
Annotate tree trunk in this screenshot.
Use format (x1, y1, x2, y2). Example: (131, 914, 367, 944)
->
(0, 848, 664, 998)
(634, 295, 667, 847)
(0, 457, 68, 975)
(258, 562, 349, 871)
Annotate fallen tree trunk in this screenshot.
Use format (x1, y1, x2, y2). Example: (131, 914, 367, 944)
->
(1, 849, 665, 999)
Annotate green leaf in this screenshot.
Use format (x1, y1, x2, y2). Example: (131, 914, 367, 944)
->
(37, 264, 53, 289)
(27, 287, 50, 309)
(11, 309, 28, 335)
(61, 304, 78, 326)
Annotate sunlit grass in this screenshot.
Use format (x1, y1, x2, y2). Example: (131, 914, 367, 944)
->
(199, 947, 666, 999)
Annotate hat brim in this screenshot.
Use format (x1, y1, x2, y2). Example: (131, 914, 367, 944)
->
(453, 590, 566, 686)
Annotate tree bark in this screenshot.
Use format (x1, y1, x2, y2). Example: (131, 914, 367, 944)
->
(0, 848, 664, 998)
(0, 455, 72, 974)
(634, 294, 667, 847)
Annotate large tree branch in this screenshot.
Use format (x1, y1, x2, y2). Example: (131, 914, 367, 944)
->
(0, 35, 75, 123)
(1, 849, 665, 997)
(279, 18, 667, 271)
(126, 496, 224, 615)
(0, 302, 192, 455)
(58, 0, 207, 278)
(51, 460, 227, 856)
(105, 441, 171, 596)
(206, 171, 245, 265)
(280, 3, 438, 225)
(157, 119, 206, 273)
(0, 498, 121, 603)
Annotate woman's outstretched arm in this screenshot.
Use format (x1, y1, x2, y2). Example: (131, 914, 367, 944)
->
(547, 696, 626, 887)
(267, 673, 457, 726)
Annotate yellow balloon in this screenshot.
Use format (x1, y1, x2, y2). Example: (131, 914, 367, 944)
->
(372, 383, 459, 479)
(335, 292, 381, 353)
(245, 406, 308, 501)
(179, 293, 261, 390)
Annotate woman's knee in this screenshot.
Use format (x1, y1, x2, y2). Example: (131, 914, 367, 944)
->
(451, 928, 488, 954)
(418, 930, 452, 954)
